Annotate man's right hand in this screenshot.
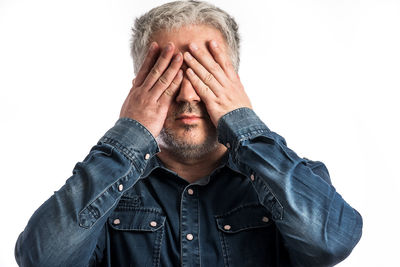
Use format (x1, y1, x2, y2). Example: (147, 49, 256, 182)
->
(120, 42, 183, 137)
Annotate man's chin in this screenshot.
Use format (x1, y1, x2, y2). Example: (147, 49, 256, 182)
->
(159, 135, 210, 150)
(156, 127, 219, 160)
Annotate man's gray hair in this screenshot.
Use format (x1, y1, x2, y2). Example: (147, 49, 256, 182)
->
(130, 0, 240, 75)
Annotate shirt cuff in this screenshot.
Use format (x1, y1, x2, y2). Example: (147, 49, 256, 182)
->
(217, 108, 271, 150)
(98, 118, 160, 172)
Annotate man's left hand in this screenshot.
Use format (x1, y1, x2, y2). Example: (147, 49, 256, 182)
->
(183, 40, 252, 127)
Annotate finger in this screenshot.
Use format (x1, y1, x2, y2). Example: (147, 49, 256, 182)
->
(141, 42, 175, 90)
(188, 42, 229, 86)
(184, 51, 223, 96)
(135, 42, 160, 87)
(150, 52, 183, 99)
(158, 69, 183, 105)
(186, 67, 216, 104)
(208, 40, 237, 81)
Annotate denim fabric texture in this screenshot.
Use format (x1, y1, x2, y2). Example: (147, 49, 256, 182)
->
(15, 108, 363, 267)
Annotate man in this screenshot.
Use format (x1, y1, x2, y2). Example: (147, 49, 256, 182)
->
(15, 1, 362, 266)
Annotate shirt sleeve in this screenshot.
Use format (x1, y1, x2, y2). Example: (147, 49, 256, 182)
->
(15, 118, 159, 267)
(218, 107, 363, 267)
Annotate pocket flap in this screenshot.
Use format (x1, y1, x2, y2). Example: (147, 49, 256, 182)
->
(108, 208, 166, 232)
(215, 204, 272, 233)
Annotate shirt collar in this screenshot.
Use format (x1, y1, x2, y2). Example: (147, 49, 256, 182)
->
(140, 150, 236, 184)
(141, 155, 172, 179)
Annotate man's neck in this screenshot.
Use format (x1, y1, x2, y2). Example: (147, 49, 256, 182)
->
(157, 144, 228, 184)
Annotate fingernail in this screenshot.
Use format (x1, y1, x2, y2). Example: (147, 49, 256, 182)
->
(150, 42, 156, 51)
(187, 68, 194, 76)
(184, 52, 193, 60)
(178, 69, 183, 77)
(174, 53, 182, 62)
(190, 43, 198, 51)
(211, 40, 218, 48)
(165, 43, 172, 52)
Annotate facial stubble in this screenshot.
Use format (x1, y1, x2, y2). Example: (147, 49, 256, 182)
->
(157, 122, 219, 161)
(156, 102, 220, 161)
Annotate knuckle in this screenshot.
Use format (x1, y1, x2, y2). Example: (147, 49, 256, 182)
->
(224, 60, 233, 70)
(202, 85, 210, 93)
(170, 80, 179, 88)
(158, 76, 168, 86)
(150, 66, 161, 77)
(210, 63, 221, 74)
(205, 73, 214, 83)
(163, 88, 174, 96)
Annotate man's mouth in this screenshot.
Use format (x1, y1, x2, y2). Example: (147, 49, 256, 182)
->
(176, 114, 202, 124)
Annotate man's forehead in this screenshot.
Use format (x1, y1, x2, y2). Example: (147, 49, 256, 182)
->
(150, 24, 228, 51)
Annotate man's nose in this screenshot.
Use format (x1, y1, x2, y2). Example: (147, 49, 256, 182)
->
(175, 74, 201, 103)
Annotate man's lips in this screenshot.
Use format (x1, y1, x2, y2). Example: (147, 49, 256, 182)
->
(176, 114, 203, 123)
(176, 115, 202, 119)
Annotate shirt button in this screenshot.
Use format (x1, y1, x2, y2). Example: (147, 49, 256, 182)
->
(226, 142, 231, 148)
(186, 233, 194, 241)
(187, 188, 194, 195)
(262, 216, 269, 223)
(250, 174, 255, 181)
(223, 224, 231, 230)
(118, 184, 124, 191)
(145, 153, 150, 160)
(150, 221, 157, 227)
(113, 218, 120, 225)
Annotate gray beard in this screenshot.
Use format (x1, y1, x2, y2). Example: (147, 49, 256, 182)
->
(157, 124, 219, 161)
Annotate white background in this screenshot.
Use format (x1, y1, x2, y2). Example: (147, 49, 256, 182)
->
(1, 0, 399, 266)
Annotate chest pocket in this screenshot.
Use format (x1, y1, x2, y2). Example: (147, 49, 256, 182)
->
(215, 203, 281, 267)
(107, 208, 166, 267)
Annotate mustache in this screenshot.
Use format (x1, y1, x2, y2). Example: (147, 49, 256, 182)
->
(173, 102, 206, 118)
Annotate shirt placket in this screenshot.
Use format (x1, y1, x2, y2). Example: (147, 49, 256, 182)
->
(180, 184, 201, 267)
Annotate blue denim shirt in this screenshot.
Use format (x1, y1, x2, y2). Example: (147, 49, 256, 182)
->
(15, 108, 362, 267)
